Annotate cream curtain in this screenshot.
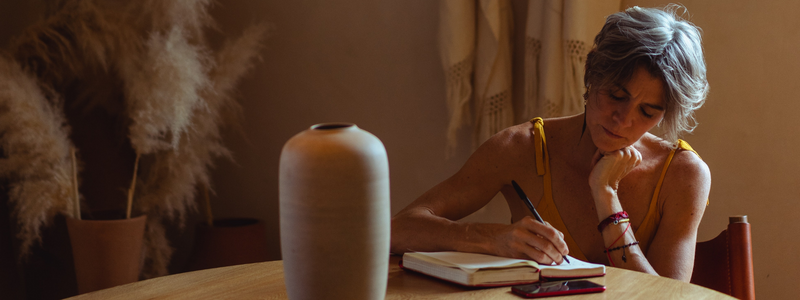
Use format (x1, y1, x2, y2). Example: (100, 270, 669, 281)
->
(440, 0, 620, 151)
(472, 0, 514, 147)
(440, 0, 514, 151)
(439, 0, 476, 154)
(524, 0, 621, 119)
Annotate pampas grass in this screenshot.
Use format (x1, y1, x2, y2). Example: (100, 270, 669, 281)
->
(123, 25, 210, 154)
(134, 23, 268, 277)
(1, 0, 268, 277)
(11, 0, 134, 86)
(138, 0, 214, 41)
(133, 22, 270, 228)
(0, 55, 77, 258)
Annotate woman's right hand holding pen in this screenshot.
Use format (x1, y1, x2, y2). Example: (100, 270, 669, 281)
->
(489, 216, 570, 265)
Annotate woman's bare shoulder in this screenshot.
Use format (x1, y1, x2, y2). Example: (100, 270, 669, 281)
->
(668, 144, 711, 189)
(465, 122, 539, 177)
(642, 134, 709, 178)
(653, 137, 711, 208)
(480, 121, 537, 150)
(637, 133, 710, 192)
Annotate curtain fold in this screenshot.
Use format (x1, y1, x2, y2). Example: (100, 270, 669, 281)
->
(525, 0, 621, 119)
(473, 0, 514, 146)
(440, 0, 621, 151)
(439, 0, 475, 155)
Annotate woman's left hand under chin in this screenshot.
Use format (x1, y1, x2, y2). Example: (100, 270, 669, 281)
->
(588, 146, 642, 198)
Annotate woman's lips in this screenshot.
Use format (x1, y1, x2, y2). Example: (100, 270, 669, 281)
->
(603, 127, 624, 139)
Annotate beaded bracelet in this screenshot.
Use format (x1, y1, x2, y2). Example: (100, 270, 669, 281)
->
(605, 222, 629, 267)
(604, 241, 640, 253)
(604, 241, 640, 264)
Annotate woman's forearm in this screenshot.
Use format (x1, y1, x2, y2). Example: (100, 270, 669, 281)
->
(600, 222, 658, 275)
(593, 189, 659, 275)
(591, 187, 624, 221)
(390, 208, 503, 255)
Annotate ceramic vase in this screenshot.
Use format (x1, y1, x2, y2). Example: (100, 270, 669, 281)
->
(184, 217, 270, 271)
(66, 214, 146, 294)
(279, 123, 390, 300)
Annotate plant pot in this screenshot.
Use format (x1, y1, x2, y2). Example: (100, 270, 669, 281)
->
(184, 217, 269, 271)
(66, 214, 146, 294)
(279, 123, 391, 300)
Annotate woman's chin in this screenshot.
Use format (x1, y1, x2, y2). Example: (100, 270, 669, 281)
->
(593, 138, 631, 153)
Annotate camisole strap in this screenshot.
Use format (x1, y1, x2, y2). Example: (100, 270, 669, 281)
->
(635, 139, 707, 255)
(532, 118, 546, 176)
(529, 117, 588, 261)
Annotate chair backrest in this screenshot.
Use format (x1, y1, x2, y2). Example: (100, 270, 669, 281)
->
(691, 215, 755, 300)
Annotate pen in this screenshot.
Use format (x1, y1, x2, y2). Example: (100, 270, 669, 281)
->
(511, 180, 570, 264)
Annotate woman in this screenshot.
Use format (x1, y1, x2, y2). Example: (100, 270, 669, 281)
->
(391, 5, 710, 282)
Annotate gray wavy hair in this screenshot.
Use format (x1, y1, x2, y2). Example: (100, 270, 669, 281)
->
(584, 4, 708, 142)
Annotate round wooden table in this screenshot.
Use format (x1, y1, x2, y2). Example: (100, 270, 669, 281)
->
(67, 256, 735, 299)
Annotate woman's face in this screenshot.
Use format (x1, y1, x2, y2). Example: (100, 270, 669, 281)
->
(586, 66, 666, 152)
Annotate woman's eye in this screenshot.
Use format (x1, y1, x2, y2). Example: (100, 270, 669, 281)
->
(640, 107, 653, 118)
(610, 95, 625, 101)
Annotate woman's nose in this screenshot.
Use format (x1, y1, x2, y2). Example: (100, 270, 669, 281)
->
(612, 103, 635, 128)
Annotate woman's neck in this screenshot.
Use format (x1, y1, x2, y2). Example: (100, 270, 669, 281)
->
(564, 113, 601, 170)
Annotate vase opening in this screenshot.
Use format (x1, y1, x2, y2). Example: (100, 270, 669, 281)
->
(311, 123, 355, 130)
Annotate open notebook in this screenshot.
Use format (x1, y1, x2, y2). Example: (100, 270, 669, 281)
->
(401, 252, 605, 287)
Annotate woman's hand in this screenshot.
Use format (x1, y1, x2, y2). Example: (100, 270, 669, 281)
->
(588, 146, 642, 219)
(491, 217, 569, 265)
(589, 146, 642, 195)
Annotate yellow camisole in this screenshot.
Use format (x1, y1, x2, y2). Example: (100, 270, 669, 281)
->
(529, 117, 704, 261)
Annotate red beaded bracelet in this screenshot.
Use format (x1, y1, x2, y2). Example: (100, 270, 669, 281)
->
(597, 211, 629, 232)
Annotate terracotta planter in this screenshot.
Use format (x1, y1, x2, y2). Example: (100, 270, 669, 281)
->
(185, 217, 270, 271)
(279, 123, 390, 300)
(66, 214, 146, 294)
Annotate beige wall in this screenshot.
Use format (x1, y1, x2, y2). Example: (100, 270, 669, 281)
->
(2, 1, 797, 299)
(206, 0, 473, 260)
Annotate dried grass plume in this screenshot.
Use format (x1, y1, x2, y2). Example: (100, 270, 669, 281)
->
(1, 0, 269, 277)
(0, 55, 77, 258)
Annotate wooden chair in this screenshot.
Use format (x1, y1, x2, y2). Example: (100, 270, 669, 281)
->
(691, 215, 755, 300)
